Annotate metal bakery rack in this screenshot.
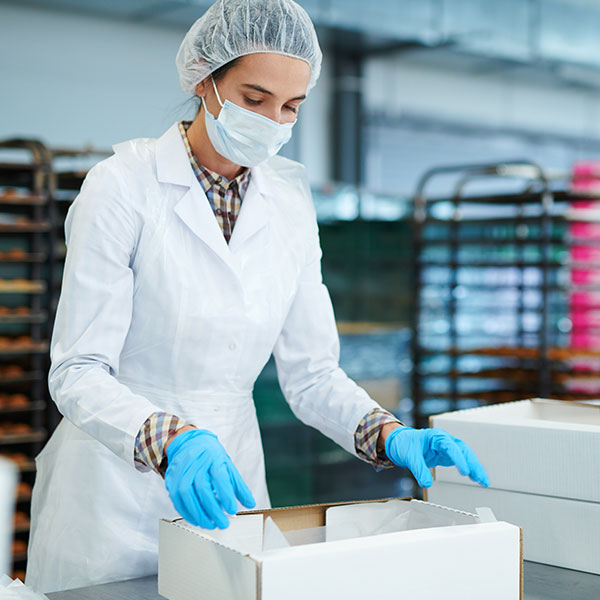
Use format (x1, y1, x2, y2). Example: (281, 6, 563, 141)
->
(410, 159, 600, 431)
(0, 138, 53, 580)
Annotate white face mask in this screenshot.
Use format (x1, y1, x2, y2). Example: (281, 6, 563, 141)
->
(203, 76, 295, 168)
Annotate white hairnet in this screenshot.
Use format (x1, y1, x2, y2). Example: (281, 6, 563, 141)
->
(176, 0, 322, 95)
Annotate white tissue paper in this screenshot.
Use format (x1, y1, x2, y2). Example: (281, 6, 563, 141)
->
(261, 499, 483, 550)
(262, 517, 290, 551)
(184, 513, 264, 555)
(0, 575, 50, 599)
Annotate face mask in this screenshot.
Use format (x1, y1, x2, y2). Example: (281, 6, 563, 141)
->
(203, 76, 295, 168)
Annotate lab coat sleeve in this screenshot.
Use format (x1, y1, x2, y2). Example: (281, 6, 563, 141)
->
(272, 216, 382, 458)
(48, 157, 161, 469)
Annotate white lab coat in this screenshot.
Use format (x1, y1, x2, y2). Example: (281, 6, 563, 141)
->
(25, 122, 381, 593)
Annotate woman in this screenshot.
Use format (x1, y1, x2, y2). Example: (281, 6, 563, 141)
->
(26, 0, 488, 593)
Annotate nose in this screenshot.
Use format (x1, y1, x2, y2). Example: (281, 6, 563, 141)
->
(263, 108, 284, 124)
(261, 105, 294, 125)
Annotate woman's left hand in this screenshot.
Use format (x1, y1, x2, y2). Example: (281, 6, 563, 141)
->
(385, 427, 490, 489)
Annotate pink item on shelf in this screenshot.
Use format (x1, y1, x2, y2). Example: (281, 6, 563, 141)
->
(569, 162, 600, 350)
(564, 379, 600, 394)
(569, 222, 600, 240)
(571, 269, 600, 286)
(570, 180, 600, 195)
(570, 332, 600, 348)
(572, 162, 600, 180)
(570, 245, 600, 263)
(570, 200, 600, 210)
(570, 291, 600, 307)
(570, 311, 600, 328)
(567, 357, 600, 372)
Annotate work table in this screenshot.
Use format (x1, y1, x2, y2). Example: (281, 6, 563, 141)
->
(46, 561, 600, 599)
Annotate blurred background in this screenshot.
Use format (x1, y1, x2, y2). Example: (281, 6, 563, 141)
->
(2, 0, 600, 580)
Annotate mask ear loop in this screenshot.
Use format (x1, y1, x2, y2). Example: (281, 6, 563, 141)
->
(211, 75, 225, 108)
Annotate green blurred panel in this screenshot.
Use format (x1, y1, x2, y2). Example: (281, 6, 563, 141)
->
(319, 220, 414, 324)
(260, 420, 314, 506)
(254, 382, 295, 425)
(318, 223, 359, 259)
(265, 467, 313, 508)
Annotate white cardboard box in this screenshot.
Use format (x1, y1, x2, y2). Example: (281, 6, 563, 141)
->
(158, 498, 522, 600)
(427, 481, 600, 574)
(427, 399, 600, 574)
(430, 399, 600, 502)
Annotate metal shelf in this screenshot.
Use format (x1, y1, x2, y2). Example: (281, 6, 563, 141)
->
(11, 553, 28, 564)
(419, 260, 565, 267)
(0, 371, 43, 384)
(0, 313, 47, 324)
(0, 222, 51, 233)
(0, 401, 46, 415)
(423, 190, 570, 206)
(0, 342, 49, 356)
(0, 430, 46, 445)
(0, 253, 46, 263)
(0, 195, 47, 206)
(0, 162, 38, 172)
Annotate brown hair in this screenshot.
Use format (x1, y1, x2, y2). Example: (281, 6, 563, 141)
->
(196, 57, 241, 113)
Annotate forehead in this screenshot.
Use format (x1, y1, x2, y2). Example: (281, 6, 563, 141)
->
(227, 53, 311, 97)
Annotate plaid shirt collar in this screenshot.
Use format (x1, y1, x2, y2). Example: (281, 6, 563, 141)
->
(178, 120, 250, 198)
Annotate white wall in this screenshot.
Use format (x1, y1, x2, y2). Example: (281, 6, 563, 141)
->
(362, 54, 600, 194)
(0, 3, 190, 149)
(364, 55, 600, 138)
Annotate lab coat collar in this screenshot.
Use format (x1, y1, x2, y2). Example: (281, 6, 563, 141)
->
(229, 166, 269, 252)
(155, 122, 269, 272)
(155, 122, 194, 187)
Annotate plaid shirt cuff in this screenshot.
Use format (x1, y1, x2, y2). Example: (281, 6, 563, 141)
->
(134, 412, 195, 477)
(354, 408, 403, 470)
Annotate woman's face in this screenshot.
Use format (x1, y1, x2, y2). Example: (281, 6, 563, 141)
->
(197, 53, 311, 125)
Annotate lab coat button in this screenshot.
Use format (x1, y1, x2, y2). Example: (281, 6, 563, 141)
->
(229, 343, 236, 351)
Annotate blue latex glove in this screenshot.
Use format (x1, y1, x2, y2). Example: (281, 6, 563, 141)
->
(165, 429, 256, 529)
(385, 426, 490, 489)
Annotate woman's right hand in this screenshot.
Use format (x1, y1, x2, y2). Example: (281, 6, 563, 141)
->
(164, 429, 256, 529)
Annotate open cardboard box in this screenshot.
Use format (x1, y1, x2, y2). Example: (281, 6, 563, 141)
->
(158, 497, 522, 600)
(425, 399, 600, 574)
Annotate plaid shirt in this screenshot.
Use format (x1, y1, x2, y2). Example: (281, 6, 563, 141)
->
(133, 122, 402, 475)
(178, 120, 250, 243)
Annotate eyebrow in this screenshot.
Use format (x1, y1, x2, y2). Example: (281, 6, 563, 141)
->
(241, 83, 306, 102)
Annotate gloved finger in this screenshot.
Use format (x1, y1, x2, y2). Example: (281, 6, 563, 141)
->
(406, 451, 433, 488)
(227, 463, 256, 509)
(210, 462, 238, 515)
(435, 436, 470, 477)
(453, 437, 490, 487)
(425, 454, 454, 468)
(166, 465, 205, 527)
(173, 461, 214, 527)
(177, 483, 216, 529)
(194, 475, 230, 529)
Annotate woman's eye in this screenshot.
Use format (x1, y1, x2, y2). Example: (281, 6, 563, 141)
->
(284, 105, 298, 114)
(244, 97, 261, 105)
